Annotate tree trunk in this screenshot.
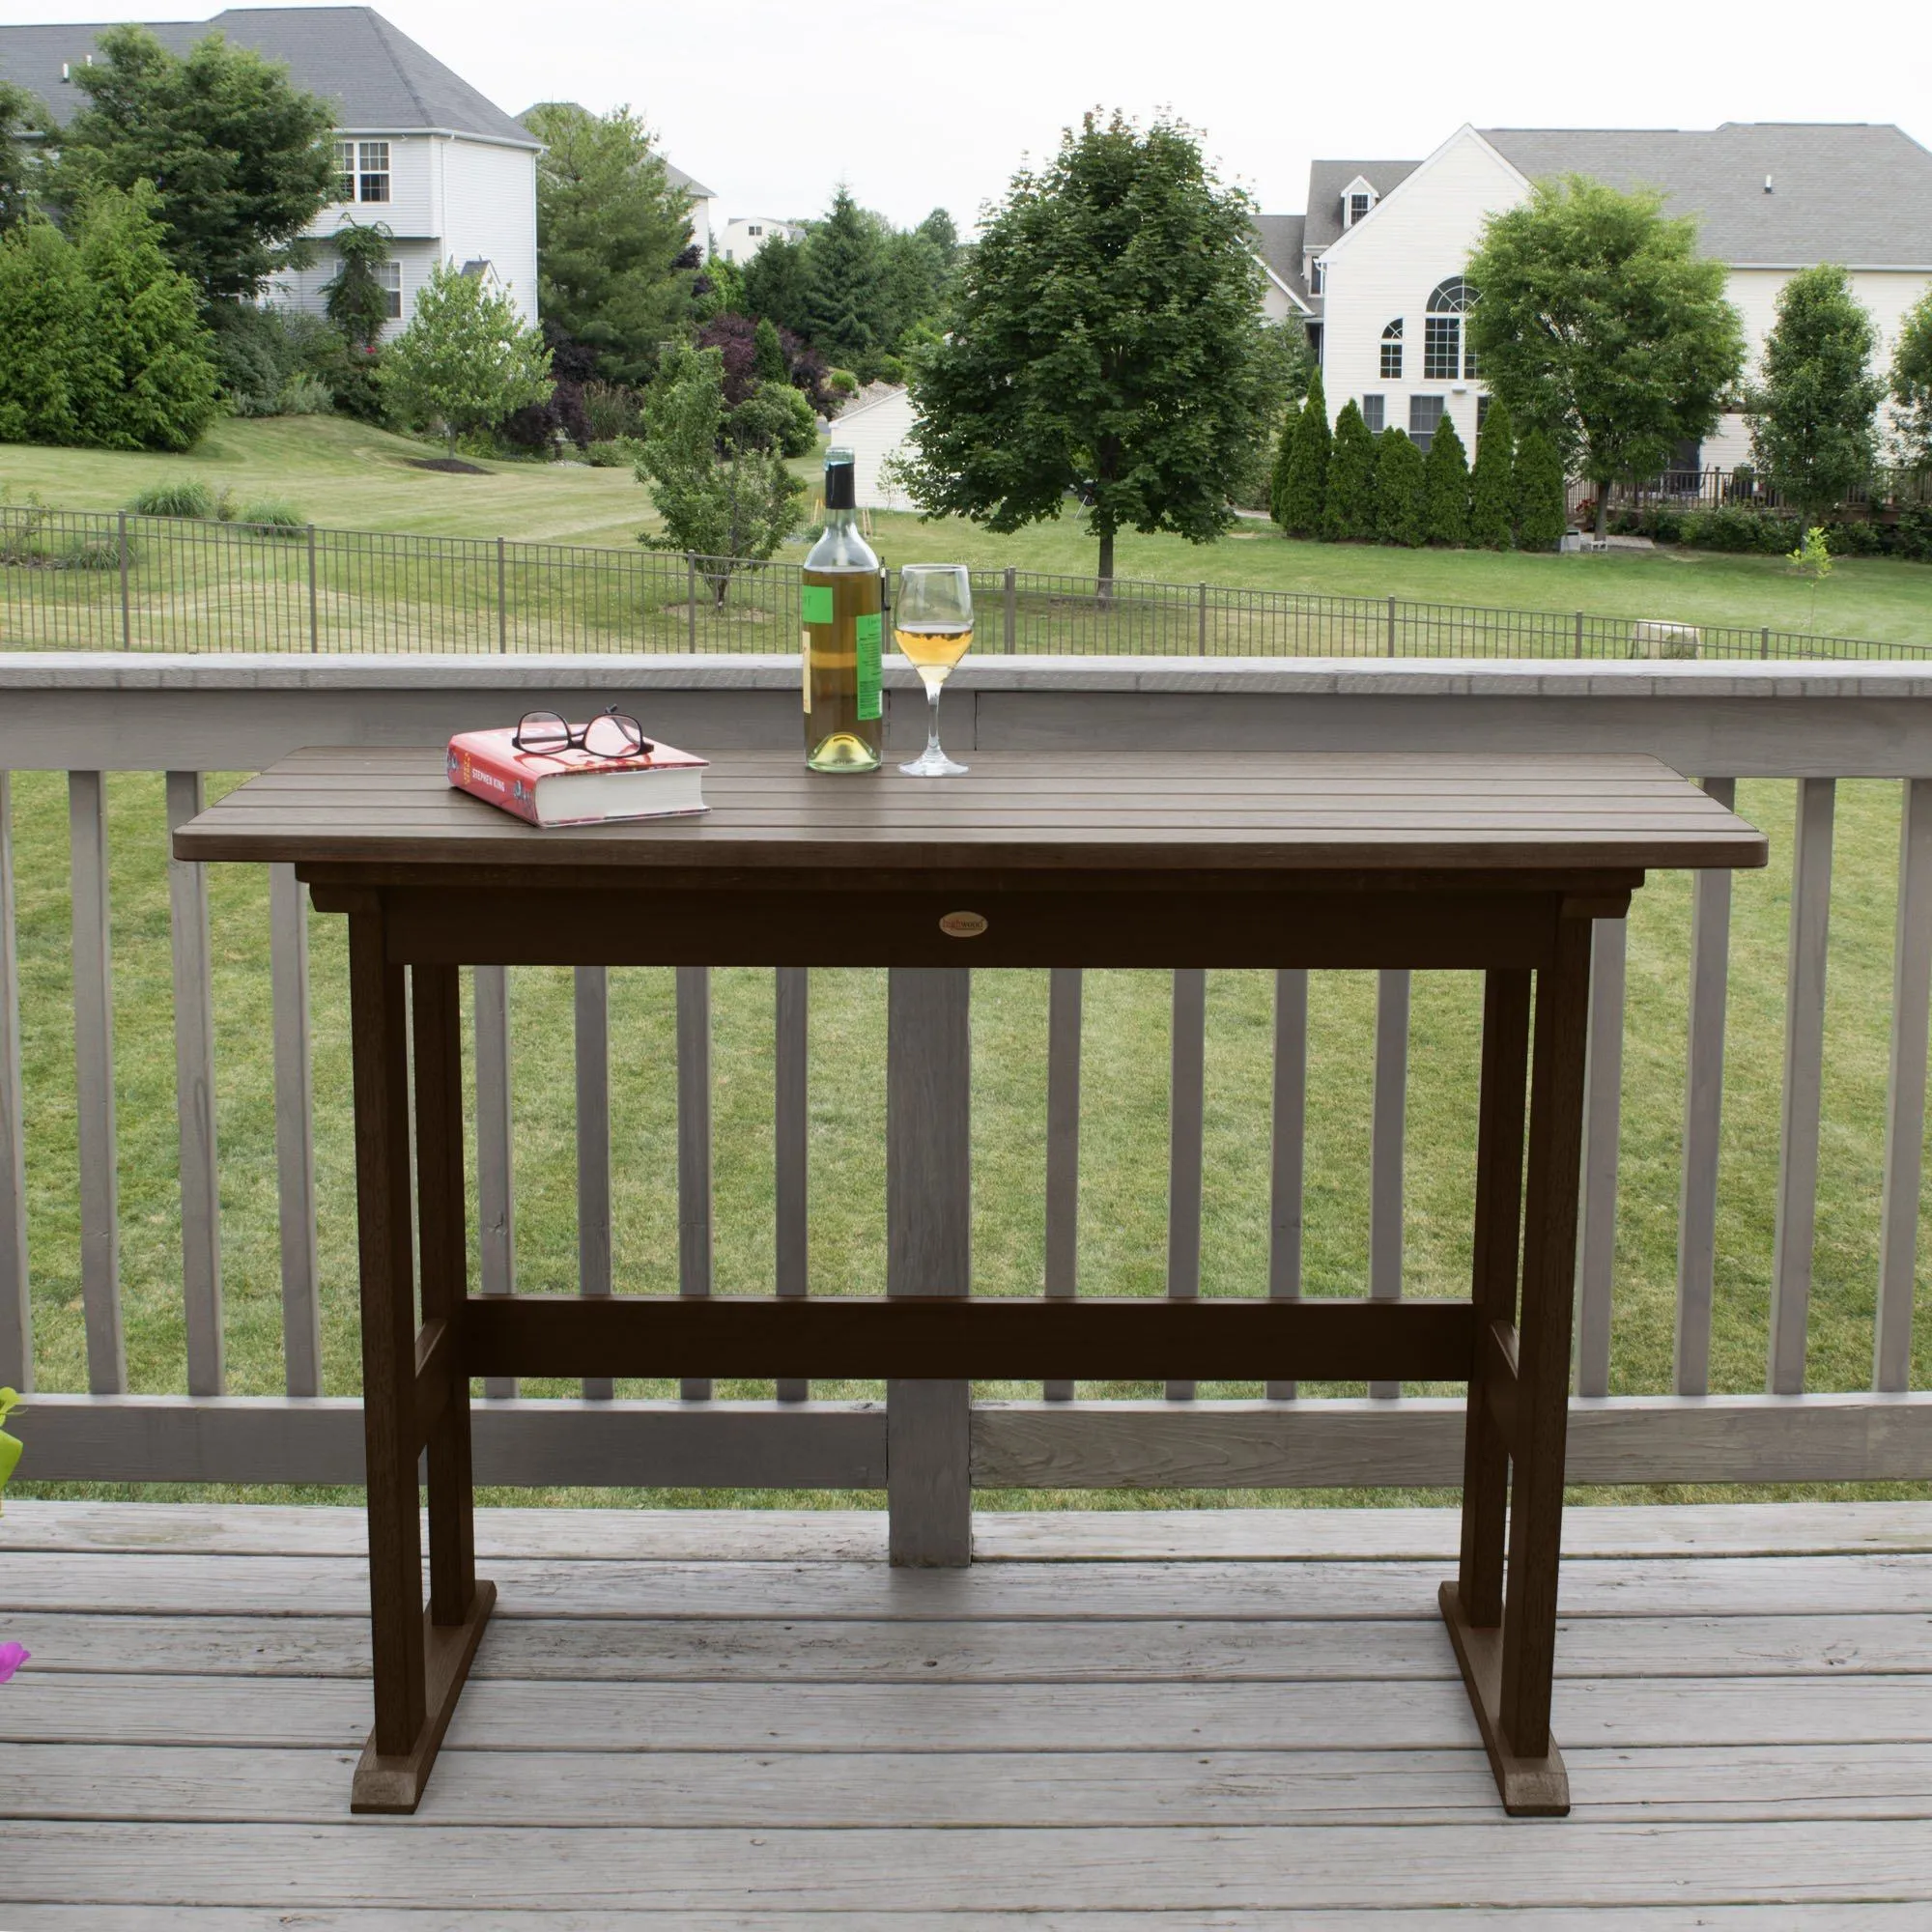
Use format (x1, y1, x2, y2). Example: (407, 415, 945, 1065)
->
(1594, 491, 1609, 541)
(1096, 528, 1115, 595)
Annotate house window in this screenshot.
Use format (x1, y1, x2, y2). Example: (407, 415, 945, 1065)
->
(1311, 258, 1325, 295)
(375, 260, 402, 320)
(1426, 276, 1477, 379)
(1409, 394, 1445, 452)
(333, 139, 355, 203)
(1349, 191, 1371, 225)
(748, 224, 762, 238)
(1362, 394, 1385, 434)
(356, 141, 390, 204)
(1380, 319, 1403, 380)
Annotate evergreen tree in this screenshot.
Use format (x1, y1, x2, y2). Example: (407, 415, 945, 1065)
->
(1468, 399, 1515, 549)
(0, 78, 43, 232)
(1279, 369, 1328, 536)
(1268, 411, 1300, 529)
(0, 217, 93, 443)
(1512, 426, 1568, 550)
(1747, 264, 1884, 523)
(1373, 427, 1426, 546)
(753, 315, 786, 384)
(322, 219, 394, 353)
(1421, 412, 1470, 546)
(1322, 400, 1377, 541)
(73, 184, 219, 451)
(740, 232, 811, 338)
(801, 187, 886, 368)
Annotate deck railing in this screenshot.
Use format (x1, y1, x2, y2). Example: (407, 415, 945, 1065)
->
(4, 505, 1927, 662)
(4, 653, 1932, 1525)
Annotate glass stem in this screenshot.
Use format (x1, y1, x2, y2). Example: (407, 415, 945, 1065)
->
(924, 682, 944, 759)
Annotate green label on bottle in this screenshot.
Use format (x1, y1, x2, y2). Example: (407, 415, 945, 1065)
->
(801, 585, 834, 624)
(856, 611, 882, 721)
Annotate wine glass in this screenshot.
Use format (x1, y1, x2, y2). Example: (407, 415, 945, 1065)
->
(894, 564, 974, 777)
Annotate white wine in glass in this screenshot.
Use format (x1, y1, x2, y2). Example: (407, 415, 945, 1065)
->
(895, 564, 973, 776)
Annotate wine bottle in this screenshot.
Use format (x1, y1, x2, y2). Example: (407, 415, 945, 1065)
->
(802, 447, 884, 773)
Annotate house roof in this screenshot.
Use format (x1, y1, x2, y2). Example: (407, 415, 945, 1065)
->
(0, 6, 538, 148)
(1302, 158, 1422, 250)
(665, 162, 717, 202)
(1480, 124, 1932, 266)
(1251, 213, 1311, 306)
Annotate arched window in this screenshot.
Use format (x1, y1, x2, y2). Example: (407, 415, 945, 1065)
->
(1379, 318, 1403, 380)
(1424, 278, 1476, 380)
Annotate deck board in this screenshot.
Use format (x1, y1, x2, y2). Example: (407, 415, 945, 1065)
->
(2, 1502, 1930, 1918)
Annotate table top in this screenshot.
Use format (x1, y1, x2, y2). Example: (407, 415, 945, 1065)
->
(174, 746, 1769, 876)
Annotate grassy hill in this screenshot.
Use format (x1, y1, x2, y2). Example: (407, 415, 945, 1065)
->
(4, 416, 1929, 644)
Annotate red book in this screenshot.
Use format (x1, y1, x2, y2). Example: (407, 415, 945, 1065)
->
(446, 725, 709, 828)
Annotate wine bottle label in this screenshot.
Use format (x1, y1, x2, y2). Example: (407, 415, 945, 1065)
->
(855, 611, 882, 721)
(801, 586, 834, 624)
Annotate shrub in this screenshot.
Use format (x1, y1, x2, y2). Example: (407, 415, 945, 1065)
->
(1893, 504, 1932, 562)
(728, 380, 817, 458)
(1512, 429, 1568, 550)
(1468, 399, 1515, 549)
(582, 440, 634, 468)
(128, 477, 214, 518)
(826, 367, 859, 397)
(582, 379, 641, 443)
(1422, 412, 1470, 546)
(1373, 427, 1426, 546)
(238, 497, 306, 533)
(329, 347, 387, 423)
(1678, 505, 1800, 554)
(1321, 401, 1377, 541)
(275, 371, 334, 415)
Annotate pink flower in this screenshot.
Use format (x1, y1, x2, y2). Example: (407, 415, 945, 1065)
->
(0, 1642, 29, 1684)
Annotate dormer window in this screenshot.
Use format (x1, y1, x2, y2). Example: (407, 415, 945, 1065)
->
(1350, 192, 1371, 225)
(1341, 177, 1378, 227)
(1380, 319, 1403, 380)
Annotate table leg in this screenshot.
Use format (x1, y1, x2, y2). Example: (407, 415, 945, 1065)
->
(346, 923, 492, 1815)
(1441, 917, 1590, 1816)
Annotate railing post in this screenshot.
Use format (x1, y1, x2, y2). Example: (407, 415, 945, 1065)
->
(0, 774, 28, 1390)
(1876, 778, 1932, 1390)
(887, 967, 972, 1566)
(301, 522, 317, 657)
(269, 863, 321, 1397)
(118, 511, 131, 651)
(1042, 966, 1083, 1401)
(575, 966, 612, 1400)
(1575, 917, 1627, 1398)
(497, 535, 508, 653)
(676, 964, 714, 1401)
(473, 963, 517, 1398)
(1386, 594, 1397, 658)
(1368, 968, 1409, 1397)
(1003, 565, 1016, 653)
(775, 966, 810, 1402)
(1266, 967, 1308, 1401)
(1165, 968, 1207, 1401)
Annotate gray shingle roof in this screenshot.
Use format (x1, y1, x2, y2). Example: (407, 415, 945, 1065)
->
(0, 7, 537, 147)
(1481, 124, 1932, 266)
(1303, 159, 1422, 251)
(1251, 213, 1310, 305)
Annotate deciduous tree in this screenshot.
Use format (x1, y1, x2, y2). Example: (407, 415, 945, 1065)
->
(1373, 427, 1425, 547)
(899, 111, 1276, 584)
(1466, 176, 1745, 538)
(380, 261, 553, 459)
(0, 79, 43, 232)
(54, 24, 334, 303)
(1747, 266, 1883, 523)
(1890, 288, 1932, 469)
(1421, 412, 1470, 546)
(522, 101, 696, 386)
(1322, 400, 1377, 541)
(1468, 399, 1515, 550)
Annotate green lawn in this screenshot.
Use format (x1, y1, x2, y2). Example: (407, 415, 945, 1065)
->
(4, 417, 1930, 646)
(8, 768, 1932, 1512)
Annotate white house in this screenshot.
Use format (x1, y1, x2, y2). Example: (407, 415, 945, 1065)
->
(717, 216, 804, 266)
(832, 385, 918, 511)
(667, 163, 722, 261)
(1268, 123, 1932, 469)
(1, 5, 541, 335)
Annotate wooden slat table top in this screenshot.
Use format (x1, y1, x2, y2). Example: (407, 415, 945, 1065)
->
(174, 747, 1769, 875)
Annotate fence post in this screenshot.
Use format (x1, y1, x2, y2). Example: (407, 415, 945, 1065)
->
(306, 526, 319, 654)
(1386, 594, 1397, 658)
(687, 554, 698, 651)
(497, 535, 507, 654)
(1762, 627, 1771, 661)
(1198, 582, 1208, 653)
(1575, 611, 1584, 660)
(1003, 566, 1016, 654)
(118, 511, 130, 652)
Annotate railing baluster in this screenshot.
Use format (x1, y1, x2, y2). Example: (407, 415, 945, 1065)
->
(676, 964, 714, 1401)
(1267, 968, 1308, 1399)
(1165, 968, 1206, 1401)
(0, 774, 28, 1390)
(165, 772, 223, 1396)
(1877, 778, 1932, 1390)
(1042, 967, 1083, 1400)
(1675, 778, 1734, 1395)
(1574, 918, 1627, 1397)
(473, 963, 517, 1398)
(1368, 968, 1408, 1399)
(68, 771, 125, 1393)
(575, 966, 612, 1400)
(269, 864, 321, 1396)
(1769, 778, 1836, 1394)
(775, 966, 810, 1401)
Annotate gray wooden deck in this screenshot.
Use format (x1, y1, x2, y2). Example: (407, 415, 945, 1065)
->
(2, 1500, 1931, 1927)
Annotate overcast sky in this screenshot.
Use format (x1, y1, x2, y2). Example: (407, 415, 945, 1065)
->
(21, 0, 1932, 231)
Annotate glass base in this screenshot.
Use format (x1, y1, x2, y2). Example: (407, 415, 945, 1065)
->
(900, 746, 968, 776)
(807, 731, 882, 773)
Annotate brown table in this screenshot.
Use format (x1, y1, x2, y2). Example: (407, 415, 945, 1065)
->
(177, 746, 1766, 1818)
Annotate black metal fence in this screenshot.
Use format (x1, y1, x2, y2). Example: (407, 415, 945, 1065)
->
(1587, 466, 1932, 516)
(2, 504, 1926, 661)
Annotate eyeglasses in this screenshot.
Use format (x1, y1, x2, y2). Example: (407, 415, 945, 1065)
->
(511, 708, 653, 758)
